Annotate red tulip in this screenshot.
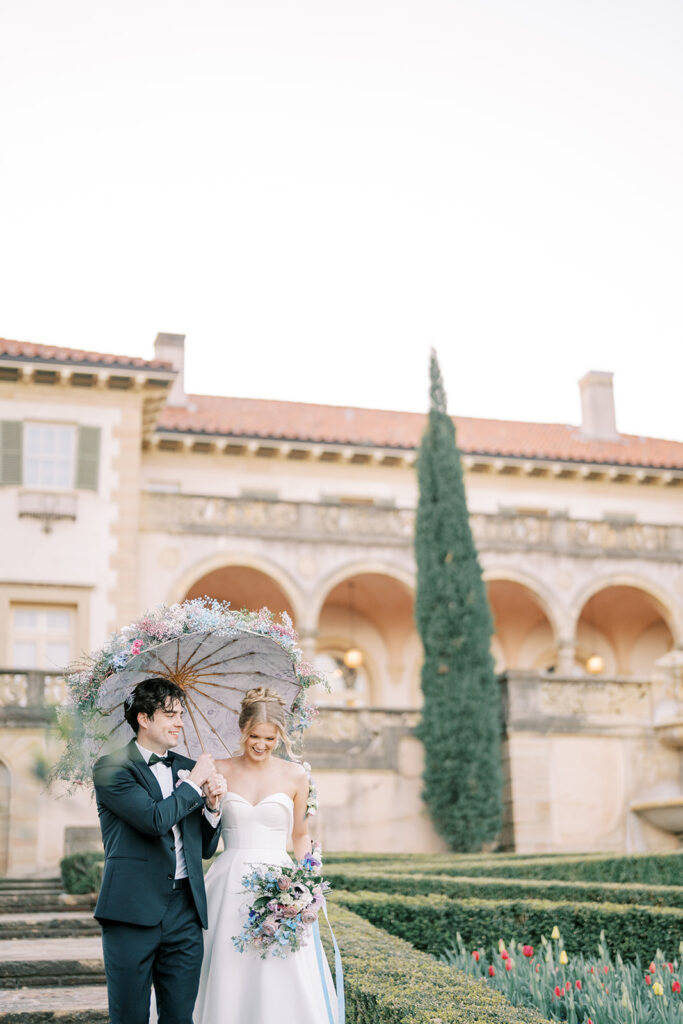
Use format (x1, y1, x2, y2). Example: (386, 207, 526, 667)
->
(488, 965, 495, 977)
(673, 980, 682, 993)
(522, 945, 534, 958)
(505, 961, 512, 972)
(668, 963, 674, 973)
(604, 965, 609, 974)
(649, 962, 657, 974)
(565, 981, 571, 992)
(646, 975, 652, 985)
(472, 950, 480, 962)
(535, 964, 540, 973)
(554, 985, 562, 998)
(575, 980, 582, 990)
(501, 950, 509, 960)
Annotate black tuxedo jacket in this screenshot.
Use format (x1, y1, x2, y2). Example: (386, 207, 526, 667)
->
(92, 740, 220, 929)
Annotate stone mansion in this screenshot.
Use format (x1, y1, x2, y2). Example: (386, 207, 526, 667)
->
(0, 333, 682, 876)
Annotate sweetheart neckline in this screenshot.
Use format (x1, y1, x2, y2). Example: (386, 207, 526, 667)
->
(225, 791, 294, 808)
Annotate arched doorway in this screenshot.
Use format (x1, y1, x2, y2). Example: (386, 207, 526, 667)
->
(184, 565, 296, 623)
(576, 586, 674, 676)
(487, 579, 558, 672)
(314, 572, 416, 707)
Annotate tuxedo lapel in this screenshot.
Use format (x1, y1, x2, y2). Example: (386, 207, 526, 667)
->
(126, 740, 164, 801)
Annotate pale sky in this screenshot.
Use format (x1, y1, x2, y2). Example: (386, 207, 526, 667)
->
(1, 0, 682, 440)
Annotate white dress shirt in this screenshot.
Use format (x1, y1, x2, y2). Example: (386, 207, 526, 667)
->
(136, 742, 221, 880)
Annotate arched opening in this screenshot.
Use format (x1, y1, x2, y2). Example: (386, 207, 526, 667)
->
(183, 565, 296, 623)
(314, 572, 416, 707)
(576, 586, 674, 677)
(487, 579, 557, 672)
(0, 761, 10, 876)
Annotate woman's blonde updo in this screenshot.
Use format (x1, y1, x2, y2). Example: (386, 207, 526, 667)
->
(238, 686, 296, 758)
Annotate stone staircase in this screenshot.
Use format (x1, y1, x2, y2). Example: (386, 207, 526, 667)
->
(0, 879, 108, 1023)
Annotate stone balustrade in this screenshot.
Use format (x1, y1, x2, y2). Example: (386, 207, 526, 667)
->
(0, 670, 65, 724)
(501, 669, 654, 736)
(141, 492, 683, 560)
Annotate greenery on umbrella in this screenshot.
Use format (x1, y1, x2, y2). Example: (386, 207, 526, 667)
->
(414, 350, 502, 850)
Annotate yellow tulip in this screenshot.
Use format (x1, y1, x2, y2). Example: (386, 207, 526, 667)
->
(653, 981, 664, 996)
(559, 950, 568, 965)
(551, 926, 560, 940)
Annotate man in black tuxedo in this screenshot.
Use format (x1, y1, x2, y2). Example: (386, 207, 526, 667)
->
(93, 677, 227, 1024)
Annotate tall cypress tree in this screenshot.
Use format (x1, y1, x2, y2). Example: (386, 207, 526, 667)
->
(415, 350, 503, 850)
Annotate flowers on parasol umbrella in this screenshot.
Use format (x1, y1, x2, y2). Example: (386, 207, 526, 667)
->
(51, 600, 325, 789)
(97, 630, 303, 759)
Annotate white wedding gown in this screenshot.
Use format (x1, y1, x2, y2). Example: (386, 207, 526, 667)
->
(194, 792, 339, 1024)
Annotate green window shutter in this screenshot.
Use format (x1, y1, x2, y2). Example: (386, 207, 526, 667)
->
(0, 421, 23, 485)
(75, 426, 100, 491)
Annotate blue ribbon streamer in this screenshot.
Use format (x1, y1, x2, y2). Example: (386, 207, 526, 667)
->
(313, 903, 345, 1024)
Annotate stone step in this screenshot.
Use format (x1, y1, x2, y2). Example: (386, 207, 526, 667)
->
(0, 894, 95, 914)
(0, 913, 98, 940)
(0, 985, 109, 1023)
(0, 937, 104, 989)
(0, 880, 61, 890)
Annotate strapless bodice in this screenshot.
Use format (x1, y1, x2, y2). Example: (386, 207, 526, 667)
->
(220, 791, 293, 852)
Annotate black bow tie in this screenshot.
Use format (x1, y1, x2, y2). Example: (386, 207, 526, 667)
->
(148, 753, 173, 768)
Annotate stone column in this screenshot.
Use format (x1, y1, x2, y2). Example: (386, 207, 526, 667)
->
(298, 628, 318, 666)
(557, 637, 578, 676)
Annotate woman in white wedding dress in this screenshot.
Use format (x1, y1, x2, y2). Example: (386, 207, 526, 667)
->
(193, 687, 339, 1024)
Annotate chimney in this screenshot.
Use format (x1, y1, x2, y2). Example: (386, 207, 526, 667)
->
(579, 371, 618, 441)
(154, 333, 186, 407)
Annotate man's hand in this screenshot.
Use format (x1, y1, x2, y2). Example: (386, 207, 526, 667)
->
(187, 752, 215, 789)
(203, 771, 227, 812)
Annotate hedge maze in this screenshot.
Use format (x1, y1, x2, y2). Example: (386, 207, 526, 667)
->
(62, 847, 683, 1023)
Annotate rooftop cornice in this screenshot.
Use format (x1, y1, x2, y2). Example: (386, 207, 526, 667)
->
(147, 431, 683, 484)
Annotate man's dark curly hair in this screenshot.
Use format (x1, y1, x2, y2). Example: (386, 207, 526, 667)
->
(123, 677, 186, 734)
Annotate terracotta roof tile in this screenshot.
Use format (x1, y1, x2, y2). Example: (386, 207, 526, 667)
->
(0, 338, 173, 372)
(3, 337, 681, 469)
(159, 394, 683, 470)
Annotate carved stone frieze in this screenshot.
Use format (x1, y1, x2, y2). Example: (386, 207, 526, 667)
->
(539, 679, 650, 718)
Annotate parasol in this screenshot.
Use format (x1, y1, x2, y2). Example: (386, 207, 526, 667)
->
(95, 629, 303, 760)
(50, 600, 325, 787)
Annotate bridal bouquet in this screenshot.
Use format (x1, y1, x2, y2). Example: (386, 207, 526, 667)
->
(233, 844, 330, 959)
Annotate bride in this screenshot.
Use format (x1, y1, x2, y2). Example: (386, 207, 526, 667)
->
(193, 687, 339, 1024)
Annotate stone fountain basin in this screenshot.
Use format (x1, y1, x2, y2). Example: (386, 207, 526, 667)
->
(631, 797, 683, 835)
(655, 719, 683, 750)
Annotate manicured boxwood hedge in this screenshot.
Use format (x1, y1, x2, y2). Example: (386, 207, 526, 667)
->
(60, 851, 105, 894)
(325, 869, 683, 909)
(334, 890, 683, 964)
(323, 903, 551, 1024)
(326, 850, 683, 886)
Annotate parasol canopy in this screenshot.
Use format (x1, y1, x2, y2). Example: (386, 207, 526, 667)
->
(96, 629, 303, 760)
(51, 600, 323, 787)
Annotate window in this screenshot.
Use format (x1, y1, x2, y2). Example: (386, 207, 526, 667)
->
(10, 605, 75, 670)
(0, 421, 100, 491)
(24, 423, 76, 489)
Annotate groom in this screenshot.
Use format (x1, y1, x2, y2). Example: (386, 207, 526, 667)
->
(93, 677, 227, 1024)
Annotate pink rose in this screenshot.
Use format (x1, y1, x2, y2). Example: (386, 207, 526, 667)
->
(301, 907, 319, 925)
(260, 916, 278, 936)
(282, 906, 298, 918)
(276, 876, 291, 892)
